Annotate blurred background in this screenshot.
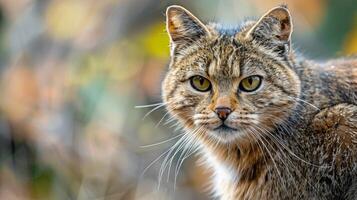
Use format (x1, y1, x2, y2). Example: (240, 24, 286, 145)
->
(0, 0, 356, 199)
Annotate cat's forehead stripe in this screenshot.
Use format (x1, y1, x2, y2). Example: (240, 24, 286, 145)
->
(208, 37, 241, 78)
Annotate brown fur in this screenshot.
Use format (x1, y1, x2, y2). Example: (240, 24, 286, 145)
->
(162, 5, 357, 199)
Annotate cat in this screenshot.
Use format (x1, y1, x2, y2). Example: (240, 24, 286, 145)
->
(161, 5, 357, 200)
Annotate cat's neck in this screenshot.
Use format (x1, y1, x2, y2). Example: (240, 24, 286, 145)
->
(199, 133, 275, 198)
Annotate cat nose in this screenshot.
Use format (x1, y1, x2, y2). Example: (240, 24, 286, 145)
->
(215, 107, 232, 121)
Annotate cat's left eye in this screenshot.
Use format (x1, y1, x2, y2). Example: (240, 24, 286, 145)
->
(239, 75, 262, 92)
(190, 75, 211, 92)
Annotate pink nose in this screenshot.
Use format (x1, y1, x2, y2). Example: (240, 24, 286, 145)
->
(215, 107, 232, 121)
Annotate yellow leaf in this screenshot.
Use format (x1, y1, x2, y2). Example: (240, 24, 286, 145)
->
(45, 0, 99, 40)
(344, 15, 357, 54)
(141, 22, 170, 59)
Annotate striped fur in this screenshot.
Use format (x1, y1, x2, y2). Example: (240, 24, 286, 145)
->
(162, 5, 357, 199)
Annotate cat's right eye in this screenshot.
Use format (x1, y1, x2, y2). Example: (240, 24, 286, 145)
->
(190, 75, 211, 92)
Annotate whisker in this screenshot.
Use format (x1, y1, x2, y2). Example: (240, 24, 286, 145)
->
(140, 133, 184, 148)
(253, 124, 296, 184)
(262, 114, 329, 168)
(287, 96, 320, 111)
(155, 112, 170, 128)
(174, 127, 203, 187)
(142, 103, 166, 119)
(140, 144, 178, 181)
(256, 122, 321, 193)
(250, 125, 288, 192)
(135, 102, 165, 108)
(157, 122, 199, 190)
(166, 126, 203, 183)
(157, 133, 188, 190)
(166, 136, 190, 182)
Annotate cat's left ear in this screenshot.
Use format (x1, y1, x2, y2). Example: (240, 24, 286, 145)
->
(245, 6, 293, 53)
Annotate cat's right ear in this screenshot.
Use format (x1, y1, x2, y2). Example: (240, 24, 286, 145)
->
(166, 5, 210, 47)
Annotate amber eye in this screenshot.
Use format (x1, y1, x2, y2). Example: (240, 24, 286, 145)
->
(190, 75, 211, 92)
(239, 75, 262, 92)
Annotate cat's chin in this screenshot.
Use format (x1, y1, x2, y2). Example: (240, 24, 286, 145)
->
(207, 126, 248, 144)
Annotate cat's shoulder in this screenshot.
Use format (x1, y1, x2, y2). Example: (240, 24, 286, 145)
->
(314, 56, 357, 87)
(310, 103, 357, 162)
(320, 56, 357, 72)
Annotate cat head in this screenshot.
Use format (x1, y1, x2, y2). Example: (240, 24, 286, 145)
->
(162, 5, 301, 145)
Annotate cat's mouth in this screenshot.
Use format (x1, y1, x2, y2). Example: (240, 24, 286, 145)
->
(213, 124, 238, 132)
(208, 123, 244, 142)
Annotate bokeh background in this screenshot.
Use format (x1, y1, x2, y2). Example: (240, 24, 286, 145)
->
(0, 0, 356, 199)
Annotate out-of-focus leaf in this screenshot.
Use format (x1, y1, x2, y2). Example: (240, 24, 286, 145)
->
(344, 15, 357, 54)
(30, 165, 54, 199)
(69, 41, 143, 87)
(1, 65, 38, 124)
(45, 0, 99, 40)
(140, 22, 170, 59)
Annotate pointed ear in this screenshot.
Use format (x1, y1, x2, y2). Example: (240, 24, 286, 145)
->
(245, 6, 293, 53)
(166, 5, 210, 45)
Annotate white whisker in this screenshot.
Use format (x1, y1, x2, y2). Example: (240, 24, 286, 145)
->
(142, 103, 166, 119)
(135, 102, 165, 108)
(155, 112, 170, 128)
(140, 133, 184, 148)
(287, 96, 320, 111)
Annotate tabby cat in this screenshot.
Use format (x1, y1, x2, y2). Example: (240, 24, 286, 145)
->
(162, 5, 357, 200)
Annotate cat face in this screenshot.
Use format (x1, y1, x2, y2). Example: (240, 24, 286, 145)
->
(162, 6, 301, 144)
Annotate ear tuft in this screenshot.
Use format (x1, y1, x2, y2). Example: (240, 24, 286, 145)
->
(166, 5, 209, 44)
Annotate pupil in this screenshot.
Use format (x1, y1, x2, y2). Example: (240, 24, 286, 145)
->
(248, 77, 253, 85)
(199, 78, 204, 85)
